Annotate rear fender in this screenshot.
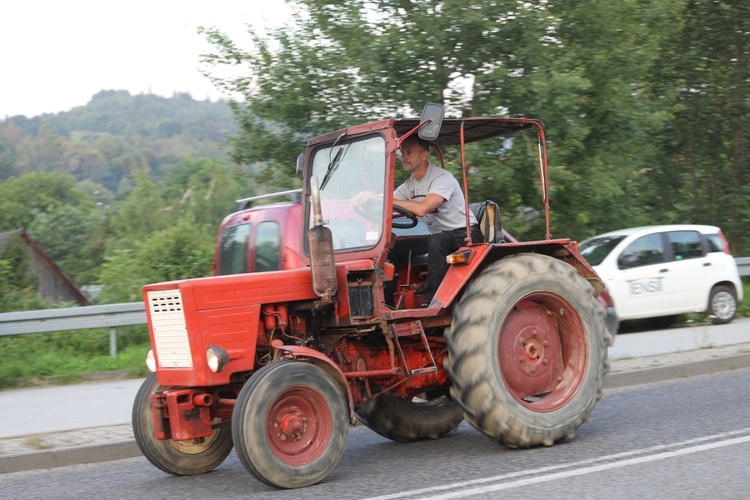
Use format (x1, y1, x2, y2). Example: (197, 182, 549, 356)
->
(270, 341, 356, 425)
(433, 240, 604, 309)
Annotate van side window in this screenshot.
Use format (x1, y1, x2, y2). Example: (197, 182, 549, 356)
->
(218, 223, 251, 275)
(255, 221, 281, 272)
(668, 230, 704, 260)
(618, 233, 664, 269)
(705, 234, 725, 253)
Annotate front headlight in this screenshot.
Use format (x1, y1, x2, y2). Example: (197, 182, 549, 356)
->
(206, 345, 229, 373)
(145, 348, 156, 373)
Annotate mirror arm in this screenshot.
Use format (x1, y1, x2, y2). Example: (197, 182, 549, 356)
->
(396, 118, 432, 149)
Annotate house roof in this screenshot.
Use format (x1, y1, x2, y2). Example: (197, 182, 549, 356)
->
(0, 229, 91, 306)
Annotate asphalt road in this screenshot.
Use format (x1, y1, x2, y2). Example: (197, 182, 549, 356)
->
(1, 368, 749, 499)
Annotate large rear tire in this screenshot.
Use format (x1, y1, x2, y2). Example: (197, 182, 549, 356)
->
(232, 361, 349, 489)
(132, 374, 233, 475)
(444, 254, 610, 448)
(356, 394, 463, 441)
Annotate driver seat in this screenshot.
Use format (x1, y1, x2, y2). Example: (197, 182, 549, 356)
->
(469, 200, 504, 243)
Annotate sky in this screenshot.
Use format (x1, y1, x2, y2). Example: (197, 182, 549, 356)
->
(0, 0, 290, 118)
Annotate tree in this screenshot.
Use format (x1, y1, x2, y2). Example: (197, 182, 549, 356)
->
(163, 158, 250, 229)
(105, 170, 170, 251)
(203, 0, 686, 241)
(659, 0, 750, 254)
(97, 222, 215, 303)
(0, 171, 95, 231)
(27, 204, 106, 285)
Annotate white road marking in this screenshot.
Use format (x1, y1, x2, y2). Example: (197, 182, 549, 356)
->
(364, 428, 750, 500)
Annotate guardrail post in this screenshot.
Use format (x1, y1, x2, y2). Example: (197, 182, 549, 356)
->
(109, 327, 117, 358)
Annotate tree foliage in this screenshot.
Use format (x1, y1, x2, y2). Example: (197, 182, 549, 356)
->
(0, 93, 245, 303)
(201, 0, 750, 252)
(0, 91, 238, 192)
(660, 0, 750, 253)
(97, 222, 215, 303)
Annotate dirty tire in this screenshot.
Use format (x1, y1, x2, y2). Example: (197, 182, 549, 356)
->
(356, 394, 463, 441)
(707, 285, 737, 325)
(232, 361, 349, 489)
(444, 253, 610, 448)
(132, 374, 233, 475)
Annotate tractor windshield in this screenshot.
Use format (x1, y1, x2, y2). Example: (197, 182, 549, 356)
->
(308, 134, 387, 251)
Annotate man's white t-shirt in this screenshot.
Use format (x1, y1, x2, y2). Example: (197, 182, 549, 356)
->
(394, 163, 477, 234)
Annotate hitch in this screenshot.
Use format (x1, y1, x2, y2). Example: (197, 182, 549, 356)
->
(152, 389, 214, 441)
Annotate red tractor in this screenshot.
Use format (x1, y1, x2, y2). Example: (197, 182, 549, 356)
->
(132, 105, 612, 489)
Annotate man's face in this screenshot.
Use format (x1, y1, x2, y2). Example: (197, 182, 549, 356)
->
(400, 141, 428, 173)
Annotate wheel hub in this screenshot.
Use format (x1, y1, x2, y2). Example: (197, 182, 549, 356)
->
(266, 389, 331, 465)
(522, 334, 544, 368)
(498, 303, 565, 401)
(713, 291, 735, 319)
(275, 408, 307, 442)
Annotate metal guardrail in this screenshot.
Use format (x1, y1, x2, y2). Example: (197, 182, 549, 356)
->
(737, 257, 750, 277)
(0, 302, 146, 357)
(0, 258, 747, 356)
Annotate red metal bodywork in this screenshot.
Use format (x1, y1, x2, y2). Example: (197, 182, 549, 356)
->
(142, 115, 605, 444)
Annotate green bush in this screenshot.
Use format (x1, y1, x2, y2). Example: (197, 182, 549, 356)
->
(0, 329, 151, 388)
(739, 280, 750, 318)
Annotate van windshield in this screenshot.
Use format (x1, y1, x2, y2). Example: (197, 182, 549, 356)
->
(578, 235, 627, 266)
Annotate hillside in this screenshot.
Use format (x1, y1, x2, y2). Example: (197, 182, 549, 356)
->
(0, 90, 238, 192)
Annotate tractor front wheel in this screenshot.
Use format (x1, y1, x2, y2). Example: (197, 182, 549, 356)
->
(232, 361, 349, 489)
(444, 253, 610, 448)
(132, 374, 233, 475)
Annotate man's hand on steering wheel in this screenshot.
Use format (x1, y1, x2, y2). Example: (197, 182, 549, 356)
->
(352, 192, 418, 229)
(391, 203, 418, 229)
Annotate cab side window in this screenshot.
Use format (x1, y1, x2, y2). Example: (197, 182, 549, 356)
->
(255, 221, 281, 272)
(668, 230, 704, 260)
(218, 223, 251, 275)
(618, 233, 664, 269)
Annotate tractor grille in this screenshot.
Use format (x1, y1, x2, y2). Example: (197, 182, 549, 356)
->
(146, 289, 193, 368)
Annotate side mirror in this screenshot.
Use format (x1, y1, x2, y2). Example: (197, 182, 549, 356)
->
(296, 153, 305, 180)
(418, 103, 444, 141)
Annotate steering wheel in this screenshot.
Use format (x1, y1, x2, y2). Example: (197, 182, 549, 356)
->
(354, 198, 418, 229)
(392, 204, 418, 229)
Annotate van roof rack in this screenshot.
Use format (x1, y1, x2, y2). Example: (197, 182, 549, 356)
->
(236, 189, 303, 209)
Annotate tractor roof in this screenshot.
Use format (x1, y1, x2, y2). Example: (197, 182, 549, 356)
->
(394, 117, 542, 146)
(308, 116, 543, 147)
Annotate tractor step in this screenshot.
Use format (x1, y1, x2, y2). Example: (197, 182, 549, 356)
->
(389, 321, 438, 376)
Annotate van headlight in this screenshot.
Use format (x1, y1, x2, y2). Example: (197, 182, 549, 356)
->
(206, 345, 229, 373)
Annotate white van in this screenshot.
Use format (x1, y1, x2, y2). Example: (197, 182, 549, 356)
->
(578, 225, 743, 328)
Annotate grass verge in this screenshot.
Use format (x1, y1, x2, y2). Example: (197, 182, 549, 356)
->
(0, 328, 151, 389)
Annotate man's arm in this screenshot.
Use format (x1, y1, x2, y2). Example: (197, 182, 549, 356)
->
(393, 193, 445, 217)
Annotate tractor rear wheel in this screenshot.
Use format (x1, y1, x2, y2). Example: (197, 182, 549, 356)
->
(232, 361, 349, 489)
(356, 394, 463, 441)
(444, 253, 610, 448)
(132, 374, 233, 475)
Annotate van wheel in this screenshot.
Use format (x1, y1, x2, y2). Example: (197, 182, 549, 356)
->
(707, 285, 737, 325)
(444, 254, 610, 448)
